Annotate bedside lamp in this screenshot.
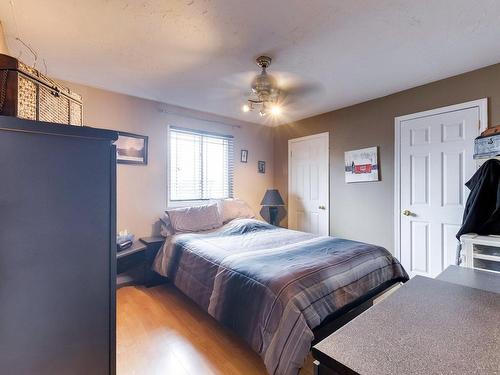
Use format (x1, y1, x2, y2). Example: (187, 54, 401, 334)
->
(260, 189, 285, 226)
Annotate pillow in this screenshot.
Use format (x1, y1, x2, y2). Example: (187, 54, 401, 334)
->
(219, 198, 255, 223)
(159, 214, 175, 237)
(166, 203, 222, 233)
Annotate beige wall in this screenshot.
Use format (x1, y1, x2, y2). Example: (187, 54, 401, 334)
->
(273, 62, 500, 254)
(62, 82, 274, 238)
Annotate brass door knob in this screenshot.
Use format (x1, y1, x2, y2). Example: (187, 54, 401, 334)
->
(402, 209, 411, 216)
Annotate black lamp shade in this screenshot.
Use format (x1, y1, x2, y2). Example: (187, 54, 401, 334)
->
(261, 189, 284, 206)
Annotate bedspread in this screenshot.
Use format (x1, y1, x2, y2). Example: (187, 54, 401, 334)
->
(153, 219, 408, 375)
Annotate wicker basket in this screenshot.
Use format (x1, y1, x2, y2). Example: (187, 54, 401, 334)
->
(0, 54, 83, 126)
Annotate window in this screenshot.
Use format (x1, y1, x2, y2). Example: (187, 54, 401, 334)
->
(169, 127, 234, 202)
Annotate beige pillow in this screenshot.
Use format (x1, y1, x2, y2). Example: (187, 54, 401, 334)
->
(219, 198, 255, 223)
(166, 203, 222, 233)
(159, 214, 175, 237)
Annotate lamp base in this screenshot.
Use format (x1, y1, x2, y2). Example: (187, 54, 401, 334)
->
(260, 206, 286, 227)
(269, 206, 279, 226)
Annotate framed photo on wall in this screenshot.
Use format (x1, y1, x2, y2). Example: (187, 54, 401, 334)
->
(115, 132, 148, 165)
(258, 160, 266, 173)
(344, 146, 378, 183)
(241, 149, 248, 163)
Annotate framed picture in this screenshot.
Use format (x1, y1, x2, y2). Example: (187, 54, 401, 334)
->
(241, 149, 248, 163)
(258, 160, 266, 174)
(344, 146, 379, 183)
(115, 132, 148, 165)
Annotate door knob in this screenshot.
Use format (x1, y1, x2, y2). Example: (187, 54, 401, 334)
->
(319, 205, 326, 210)
(402, 209, 411, 216)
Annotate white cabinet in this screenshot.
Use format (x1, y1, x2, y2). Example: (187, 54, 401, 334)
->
(460, 234, 500, 274)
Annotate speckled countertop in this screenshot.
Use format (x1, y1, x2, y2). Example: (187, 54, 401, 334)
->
(313, 275, 500, 375)
(437, 265, 500, 294)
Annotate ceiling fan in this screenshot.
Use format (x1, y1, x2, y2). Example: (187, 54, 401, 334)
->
(242, 56, 281, 117)
(236, 55, 322, 118)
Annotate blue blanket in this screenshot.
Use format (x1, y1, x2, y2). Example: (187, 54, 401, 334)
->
(154, 219, 408, 374)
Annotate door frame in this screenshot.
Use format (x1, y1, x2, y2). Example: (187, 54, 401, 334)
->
(394, 98, 488, 261)
(288, 132, 330, 235)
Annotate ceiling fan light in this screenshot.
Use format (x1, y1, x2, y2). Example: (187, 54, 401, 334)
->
(251, 72, 277, 95)
(271, 105, 282, 116)
(242, 56, 285, 118)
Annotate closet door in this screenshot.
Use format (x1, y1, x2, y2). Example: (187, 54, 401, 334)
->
(288, 132, 330, 236)
(397, 105, 482, 278)
(0, 120, 116, 375)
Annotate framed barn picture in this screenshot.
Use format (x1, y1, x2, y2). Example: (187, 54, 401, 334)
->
(344, 147, 379, 183)
(115, 132, 148, 165)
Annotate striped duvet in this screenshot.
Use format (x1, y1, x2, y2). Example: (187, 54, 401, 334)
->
(153, 218, 408, 375)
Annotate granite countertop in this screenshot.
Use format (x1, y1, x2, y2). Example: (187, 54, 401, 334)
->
(437, 265, 500, 294)
(313, 275, 500, 375)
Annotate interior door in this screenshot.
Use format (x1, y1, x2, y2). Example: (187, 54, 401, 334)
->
(399, 107, 481, 277)
(288, 133, 329, 235)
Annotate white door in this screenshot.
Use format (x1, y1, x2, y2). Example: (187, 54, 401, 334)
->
(397, 101, 486, 278)
(288, 132, 329, 236)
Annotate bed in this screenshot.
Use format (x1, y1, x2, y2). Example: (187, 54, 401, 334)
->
(153, 218, 408, 375)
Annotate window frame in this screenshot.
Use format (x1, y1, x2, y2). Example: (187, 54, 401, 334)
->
(167, 125, 234, 207)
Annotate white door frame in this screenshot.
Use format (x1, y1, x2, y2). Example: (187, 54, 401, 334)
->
(394, 98, 488, 261)
(288, 132, 330, 235)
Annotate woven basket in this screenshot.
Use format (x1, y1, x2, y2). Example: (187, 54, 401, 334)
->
(0, 54, 83, 126)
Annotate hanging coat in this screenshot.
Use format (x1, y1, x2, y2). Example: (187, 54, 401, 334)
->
(456, 159, 500, 240)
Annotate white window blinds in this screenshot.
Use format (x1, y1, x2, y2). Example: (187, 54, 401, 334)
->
(169, 127, 234, 201)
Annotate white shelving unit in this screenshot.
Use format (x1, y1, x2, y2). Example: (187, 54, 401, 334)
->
(461, 234, 500, 274)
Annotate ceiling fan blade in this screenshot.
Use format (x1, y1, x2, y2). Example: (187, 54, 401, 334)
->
(209, 70, 256, 101)
(222, 71, 256, 89)
(208, 87, 249, 101)
(269, 71, 324, 100)
(285, 81, 323, 96)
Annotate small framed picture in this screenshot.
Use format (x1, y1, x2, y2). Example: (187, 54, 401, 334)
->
(115, 132, 148, 165)
(258, 160, 266, 174)
(241, 149, 248, 163)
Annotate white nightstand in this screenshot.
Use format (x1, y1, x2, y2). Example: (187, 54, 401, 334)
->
(460, 234, 500, 274)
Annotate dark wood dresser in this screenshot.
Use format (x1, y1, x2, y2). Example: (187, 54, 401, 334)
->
(0, 116, 117, 374)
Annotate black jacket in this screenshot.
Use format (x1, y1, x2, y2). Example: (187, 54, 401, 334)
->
(456, 159, 500, 239)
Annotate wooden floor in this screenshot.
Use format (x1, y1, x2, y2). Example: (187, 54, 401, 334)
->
(117, 283, 314, 375)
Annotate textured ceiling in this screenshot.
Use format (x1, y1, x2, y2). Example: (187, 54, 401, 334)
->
(1, 0, 500, 126)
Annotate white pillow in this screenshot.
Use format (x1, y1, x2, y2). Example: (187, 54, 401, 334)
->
(166, 203, 222, 233)
(219, 198, 255, 223)
(159, 214, 175, 237)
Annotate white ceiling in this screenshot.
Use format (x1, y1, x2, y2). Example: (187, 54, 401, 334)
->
(1, 0, 500, 126)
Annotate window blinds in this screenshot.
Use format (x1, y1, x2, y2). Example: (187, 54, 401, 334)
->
(169, 127, 234, 201)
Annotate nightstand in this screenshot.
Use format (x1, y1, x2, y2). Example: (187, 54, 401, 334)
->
(117, 241, 147, 288)
(139, 236, 165, 286)
(116, 237, 165, 288)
